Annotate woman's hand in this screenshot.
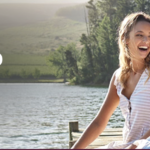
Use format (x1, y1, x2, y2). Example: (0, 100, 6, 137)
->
(125, 143, 137, 149)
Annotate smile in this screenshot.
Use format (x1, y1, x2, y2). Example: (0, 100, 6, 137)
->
(138, 46, 149, 51)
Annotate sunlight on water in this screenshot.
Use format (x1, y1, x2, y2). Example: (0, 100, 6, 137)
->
(0, 83, 124, 148)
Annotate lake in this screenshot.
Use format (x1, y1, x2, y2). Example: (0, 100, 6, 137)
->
(0, 83, 124, 148)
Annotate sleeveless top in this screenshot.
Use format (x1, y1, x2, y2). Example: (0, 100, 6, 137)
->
(104, 68, 150, 149)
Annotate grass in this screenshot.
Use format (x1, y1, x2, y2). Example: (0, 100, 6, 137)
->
(2, 54, 47, 65)
(0, 65, 56, 75)
(0, 54, 57, 75)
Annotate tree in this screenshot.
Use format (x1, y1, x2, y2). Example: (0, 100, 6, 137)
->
(32, 68, 40, 79)
(133, 0, 150, 14)
(86, 0, 100, 33)
(95, 16, 117, 83)
(113, 0, 133, 25)
(48, 0, 150, 85)
(48, 43, 79, 83)
(79, 0, 119, 84)
(97, 0, 117, 22)
(80, 33, 95, 83)
(48, 45, 67, 82)
(2, 69, 10, 79)
(20, 69, 28, 79)
(65, 44, 79, 76)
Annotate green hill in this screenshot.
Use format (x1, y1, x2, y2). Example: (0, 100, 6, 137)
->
(56, 3, 87, 22)
(0, 16, 86, 55)
(0, 3, 87, 77)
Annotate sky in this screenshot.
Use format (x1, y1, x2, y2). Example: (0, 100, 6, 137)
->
(0, 0, 89, 3)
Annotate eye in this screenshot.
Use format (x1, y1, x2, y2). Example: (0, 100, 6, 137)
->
(136, 34, 143, 37)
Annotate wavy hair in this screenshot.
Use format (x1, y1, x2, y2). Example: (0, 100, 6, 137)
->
(118, 12, 150, 88)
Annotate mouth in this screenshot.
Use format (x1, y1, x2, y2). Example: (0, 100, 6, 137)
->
(138, 46, 149, 51)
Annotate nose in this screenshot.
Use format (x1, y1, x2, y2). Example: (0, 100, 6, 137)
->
(143, 36, 149, 42)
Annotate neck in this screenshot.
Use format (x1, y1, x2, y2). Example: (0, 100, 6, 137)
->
(131, 59, 145, 74)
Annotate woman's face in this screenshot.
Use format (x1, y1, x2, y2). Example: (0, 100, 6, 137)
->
(127, 20, 150, 61)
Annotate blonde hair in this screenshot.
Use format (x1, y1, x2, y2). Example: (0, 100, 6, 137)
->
(118, 12, 150, 88)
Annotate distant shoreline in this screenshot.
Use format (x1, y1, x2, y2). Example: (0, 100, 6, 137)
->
(0, 79, 64, 83)
(0, 79, 108, 87)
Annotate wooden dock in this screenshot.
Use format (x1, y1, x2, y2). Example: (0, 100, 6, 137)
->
(69, 121, 123, 149)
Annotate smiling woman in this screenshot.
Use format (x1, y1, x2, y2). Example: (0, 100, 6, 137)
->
(119, 13, 150, 88)
(71, 12, 150, 149)
(129, 21, 150, 56)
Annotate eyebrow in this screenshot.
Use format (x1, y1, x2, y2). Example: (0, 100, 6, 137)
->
(136, 31, 150, 34)
(136, 31, 143, 33)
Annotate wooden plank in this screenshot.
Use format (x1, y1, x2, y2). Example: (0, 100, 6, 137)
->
(79, 128, 123, 132)
(69, 121, 123, 149)
(73, 128, 122, 137)
(73, 131, 122, 136)
(72, 133, 122, 144)
(71, 128, 123, 149)
(87, 135, 123, 149)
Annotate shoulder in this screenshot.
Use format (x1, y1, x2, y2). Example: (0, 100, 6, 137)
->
(111, 68, 121, 85)
(114, 68, 121, 77)
(112, 68, 121, 80)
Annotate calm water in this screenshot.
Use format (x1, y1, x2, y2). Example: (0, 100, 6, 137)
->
(0, 83, 124, 149)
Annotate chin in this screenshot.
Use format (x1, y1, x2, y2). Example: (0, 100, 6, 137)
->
(139, 51, 150, 59)
(140, 55, 148, 59)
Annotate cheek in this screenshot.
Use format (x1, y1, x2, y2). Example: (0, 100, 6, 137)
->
(128, 42, 137, 49)
(129, 39, 139, 48)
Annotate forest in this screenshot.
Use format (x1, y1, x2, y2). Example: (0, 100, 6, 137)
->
(49, 0, 150, 85)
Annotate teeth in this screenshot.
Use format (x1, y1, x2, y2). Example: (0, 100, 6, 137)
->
(139, 46, 148, 49)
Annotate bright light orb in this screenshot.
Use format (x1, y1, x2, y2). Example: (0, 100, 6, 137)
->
(0, 54, 3, 65)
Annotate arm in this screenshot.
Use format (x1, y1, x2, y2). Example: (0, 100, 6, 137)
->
(71, 71, 120, 149)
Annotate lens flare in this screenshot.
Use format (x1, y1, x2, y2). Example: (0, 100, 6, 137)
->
(0, 54, 3, 65)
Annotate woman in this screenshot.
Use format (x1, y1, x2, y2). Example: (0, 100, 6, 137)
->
(72, 12, 150, 149)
